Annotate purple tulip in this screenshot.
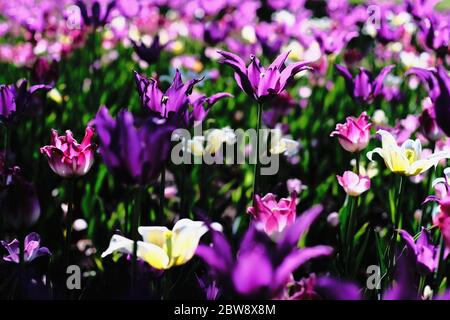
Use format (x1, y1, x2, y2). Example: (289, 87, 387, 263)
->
(420, 15, 449, 58)
(399, 228, 439, 274)
(407, 67, 450, 136)
(313, 276, 362, 300)
(0, 80, 51, 123)
(134, 70, 231, 126)
(383, 252, 419, 300)
(376, 17, 403, 45)
(1, 166, 40, 230)
(196, 273, 221, 300)
(134, 70, 202, 124)
(406, 0, 440, 20)
(217, 50, 312, 103)
(419, 99, 444, 141)
(314, 253, 450, 300)
(314, 29, 357, 55)
(132, 35, 170, 66)
(335, 64, 394, 103)
(76, 0, 115, 29)
(196, 205, 333, 299)
(1, 233, 51, 264)
(204, 21, 229, 45)
(91, 106, 175, 185)
(433, 67, 450, 136)
(31, 58, 59, 86)
(255, 23, 284, 58)
(189, 92, 233, 125)
(262, 92, 296, 128)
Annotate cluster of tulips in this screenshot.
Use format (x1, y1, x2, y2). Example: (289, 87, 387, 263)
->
(0, 0, 449, 300)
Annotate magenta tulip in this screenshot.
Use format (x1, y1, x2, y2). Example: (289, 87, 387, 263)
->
(337, 171, 370, 197)
(40, 127, 96, 178)
(330, 112, 371, 153)
(247, 192, 297, 238)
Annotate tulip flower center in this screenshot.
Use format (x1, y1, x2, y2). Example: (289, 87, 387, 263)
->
(405, 148, 417, 164)
(162, 95, 169, 104)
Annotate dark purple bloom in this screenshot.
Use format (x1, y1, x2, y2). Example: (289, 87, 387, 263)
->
(255, 23, 284, 58)
(91, 106, 175, 185)
(399, 228, 439, 274)
(0, 167, 40, 230)
(420, 15, 449, 58)
(406, 67, 440, 100)
(31, 58, 59, 86)
(76, 0, 115, 29)
(134, 70, 202, 124)
(407, 67, 450, 136)
(204, 21, 229, 45)
(1, 233, 51, 264)
(132, 35, 171, 66)
(217, 50, 312, 103)
(406, 0, 440, 20)
(335, 64, 394, 103)
(134, 70, 231, 126)
(419, 99, 444, 141)
(309, 252, 450, 300)
(314, 29, 357, 55)
(376, 17, 404, 45)
(313, 276, 362, 300)
(431, 67, 450, 136)
(0, 80, 51, 123)
(383, 252, 419, 300)
(263, 92, 296, 128)
(196, 205, 333, 299)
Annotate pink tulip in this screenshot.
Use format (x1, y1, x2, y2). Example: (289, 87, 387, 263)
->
(433, 196, 450, 252)
(40, 127, 96, 178)
(247, 192, 297, 238)
(330, 112, 371, 153)
(336, 171, 370, 197)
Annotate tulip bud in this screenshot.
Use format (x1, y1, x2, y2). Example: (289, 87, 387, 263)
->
(337, 171, 371, 196)
(327, 212, 340, 228)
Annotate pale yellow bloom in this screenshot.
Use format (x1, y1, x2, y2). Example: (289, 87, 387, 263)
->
(101, 219, 222, 269)
(270, 129, 300, 157)
(205, 127, 236, 155)
(366, 130, 450, 176)
(186, 136, 205, 157)
(47, 88, 63, 104)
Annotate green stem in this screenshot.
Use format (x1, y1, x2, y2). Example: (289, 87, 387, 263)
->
(159, 165, 165, 223)
(124, 189, 129, 237)
(419, 275, 426, 297)
(131, 186, 142, 295)
(180, 164, 186, 218)
(345, 196, 357, 275)
(355, 152, 361, 174)
(389, 176, 405, 276)
(434, 235, 446, 292)
(64, 178, 75, 268)
(3, 124, 10, 184)
(394, 176, 405, 237)
(252, 102, 263, 202)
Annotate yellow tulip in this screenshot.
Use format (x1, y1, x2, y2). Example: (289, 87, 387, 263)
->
(101, 219, 222, 270)
(366, 130, 450, 176)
